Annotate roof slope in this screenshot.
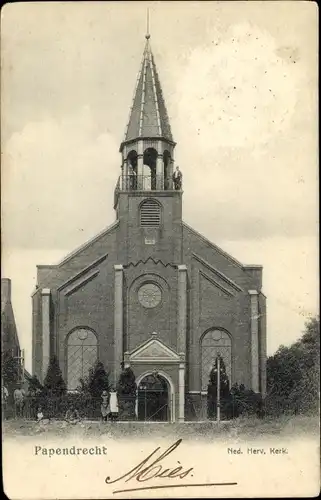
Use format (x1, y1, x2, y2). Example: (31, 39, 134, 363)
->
(124, 39, 173, 143)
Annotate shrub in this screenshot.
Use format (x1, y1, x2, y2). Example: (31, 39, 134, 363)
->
(28, 375, 43, 395)
(88, 361, 110, 399)
(117, 367, 137, 420)
(42, 355, 67, 398)
(2, 352, 20, 393)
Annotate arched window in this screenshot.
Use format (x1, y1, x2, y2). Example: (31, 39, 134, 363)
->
(140, 199, 161, 227)
(66, 328, 98, 390)
(127, 150, 138, 190)
(127, 150, 138, 170)
(201, 329, 232, 391)
(143, 148, 158, 190)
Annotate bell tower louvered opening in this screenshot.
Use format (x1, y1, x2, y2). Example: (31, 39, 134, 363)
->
(140, 199, 161, 227)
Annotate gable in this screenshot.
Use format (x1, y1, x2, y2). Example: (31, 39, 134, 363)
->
(57, 254, 107, 295)
(183, 222, 263, 292)
(194, 254, 243, 293)
(129, 338, 180, 363)
(57, 221, 118, 267)
(37, 220, 119, 288)
(183, 222, 244, 269)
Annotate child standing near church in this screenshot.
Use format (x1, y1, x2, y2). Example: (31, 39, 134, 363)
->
(101, 390, 110, 422)
(36, 406, 44, 422)
(109, 387, 118, 421)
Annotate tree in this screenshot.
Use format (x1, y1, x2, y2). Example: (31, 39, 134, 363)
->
(88, 361, 109, 399)
(43, 355, 66, 397)
(2, 351, 20, 391)
(28, 375, 43, 395)
(207, 355, 230, 419)
(117, 366, 137, 420)
(266, 316, 320, 415)
(227, 383, 262, 419)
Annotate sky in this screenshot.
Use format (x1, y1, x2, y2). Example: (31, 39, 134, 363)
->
(1, 1, 318, 372)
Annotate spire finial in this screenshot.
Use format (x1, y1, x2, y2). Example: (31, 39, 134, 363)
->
(145, 8, 150, 40)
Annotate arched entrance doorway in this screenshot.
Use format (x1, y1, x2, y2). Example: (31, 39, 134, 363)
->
(137, 373, 170, 421)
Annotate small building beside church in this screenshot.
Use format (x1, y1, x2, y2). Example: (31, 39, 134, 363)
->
(32, 34, 267, 421)
(2, 278, 31, 393)
(2, 278, 21, 359)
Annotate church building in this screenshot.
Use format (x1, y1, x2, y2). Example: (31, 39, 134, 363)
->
(32, 34, 267, 421)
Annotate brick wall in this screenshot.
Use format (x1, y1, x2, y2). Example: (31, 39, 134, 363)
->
(116, 191, 183, 265)
(183, 223, 262, 392)
(124, 261, 178, 352)
(32, 224, 119, 379)
(57, 259, 115, 380)
(31, 202, 266, 398)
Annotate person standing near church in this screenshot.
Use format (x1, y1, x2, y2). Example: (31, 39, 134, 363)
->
(101, 390, 110, 422)
(2, 385, 9, 418)
(2, 385, 9, 404)
(172, 165, 182, 190)
(13, 385, 25, 419)
(109, 386, 118, 421)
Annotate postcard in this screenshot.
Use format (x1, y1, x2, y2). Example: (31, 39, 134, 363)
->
(1, 1, 319, 498)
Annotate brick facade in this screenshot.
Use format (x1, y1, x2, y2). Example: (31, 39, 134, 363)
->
(31, 198, 267, 420)
(31, 36, 267, 421)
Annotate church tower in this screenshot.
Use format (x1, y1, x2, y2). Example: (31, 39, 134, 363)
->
(114, 33, 183, 266)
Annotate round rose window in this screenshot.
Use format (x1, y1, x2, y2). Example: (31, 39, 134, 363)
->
(138, 283, 162, 308)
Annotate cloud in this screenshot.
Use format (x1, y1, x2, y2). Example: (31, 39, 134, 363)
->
(171, 23, 317, 240)
(2, 22, 317, 251)
(2, 106, 119, 249)
(176, 23, 304, 149)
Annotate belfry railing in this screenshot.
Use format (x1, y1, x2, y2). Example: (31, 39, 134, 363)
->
(120, 174, 177, 191)
(114, 174, 182, 207)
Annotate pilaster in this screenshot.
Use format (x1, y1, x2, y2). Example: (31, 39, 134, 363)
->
(137, 140, 144, 189)
(156, 154, 164, 189)
(178, 356, 185, 422)
(177, 265, 187, 355)
(178, 266, 187, 422)
(249, 289, 259, 393)
(114, 265, 124, 384)
(41, 288, 51, 382)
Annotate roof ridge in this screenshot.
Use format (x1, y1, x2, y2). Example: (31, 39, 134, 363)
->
(147, 43, 162, 136)
(124, 46, 146, 143)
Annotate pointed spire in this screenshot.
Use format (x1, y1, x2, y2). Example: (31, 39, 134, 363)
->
(122, 25, 173, 145)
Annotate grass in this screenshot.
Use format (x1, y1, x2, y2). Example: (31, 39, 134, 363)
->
(2, 414, 319, 441)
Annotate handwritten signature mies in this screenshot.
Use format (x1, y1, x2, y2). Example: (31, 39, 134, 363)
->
(105, 438, 237, 494)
